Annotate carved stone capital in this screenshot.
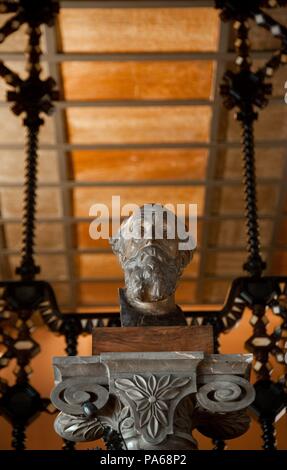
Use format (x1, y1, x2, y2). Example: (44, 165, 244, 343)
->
(51, 353, 255, 450)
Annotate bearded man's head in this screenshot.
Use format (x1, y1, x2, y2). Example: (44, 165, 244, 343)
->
(110, 204, 194, 304)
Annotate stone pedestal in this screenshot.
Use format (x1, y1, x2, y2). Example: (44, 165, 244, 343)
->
(51, 352, 255, 450)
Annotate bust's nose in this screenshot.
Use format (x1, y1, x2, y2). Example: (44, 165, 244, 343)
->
(142, 240, 161, 257)
(145, 239, 159, 249)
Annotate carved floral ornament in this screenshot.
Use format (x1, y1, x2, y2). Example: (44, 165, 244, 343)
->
(115, 375, 192, 442)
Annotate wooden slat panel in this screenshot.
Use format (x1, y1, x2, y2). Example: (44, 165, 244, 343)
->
(51, 282, 71, 306)
(77, 253, 123, 279)
(79, 281, 125, 305)
(214, 148, 285, 180)
(270, 251, 287, 275)
(59, 8, 219, 52)
(0, 108, 54, 144)
(275, 220, 287, 246)
(0, 150, 59, 183)
(71, 149, 208, 182)
(5, 223, 65, 250)
(211, 185, 279, 215)
(227, 105, 287, 142)
(207, 219, 273, 248)
(205, 252, 246, 276)
(76, 252, 200, 279)
(76, 222, 113, 250)
(66, 106, 212, 144)
(0, 188, 61, 218)
(73, 185, 205, 216)
(9, 255, 68, 281)
(202, 280, 230, 304)
(176, 280, 197, 304)
(92, 325, 213, 354)
(62, 61, 214, 100)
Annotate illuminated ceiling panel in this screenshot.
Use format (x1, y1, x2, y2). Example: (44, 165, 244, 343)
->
(212, 185, 279, 215)
(73, 186, 206, 217)
(59, 8, 219, 52)
(8, 254, 68, 281)
(215, 148, 285, 180)
(0, 188, 61, 219)
(62, 61, 214, 101)
(71, 149, 208, 182)
(0, 150, 59, 183)
(66, 106, 212, 144)
(4, 223, 65, 250)
(207, 219, 274, 249)
(205, 251, 248, 276)
(0, 108, 54, 144)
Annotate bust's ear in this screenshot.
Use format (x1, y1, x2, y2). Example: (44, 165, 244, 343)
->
(109, 235, 119, 254)
(110, 236, 127, 267)
(110, 236, 124, 258)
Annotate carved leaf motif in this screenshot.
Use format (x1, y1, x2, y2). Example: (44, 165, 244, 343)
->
(157, 400, 168, 411)
(157, 375, 170, 392)
(158, 388, 182, 400)
(148, 415, 159, 439)
(122, 417, 134, 430)
(155, 407, 168, 425)
(119, 406, 134, 431)
(125, 389, 146, 400)
(119, 405, 129, 422)
(139, 407, 152, 427)
(148, 375, 157, 394)
(56, 413, 102, 442)
(137, 399, 148, 411)
(116, 378, 137, 390)
(170, 377, 190, 388)
(134, 375, 148, 392)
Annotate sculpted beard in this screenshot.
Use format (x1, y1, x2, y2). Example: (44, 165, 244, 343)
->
(124, 245, 179, 302)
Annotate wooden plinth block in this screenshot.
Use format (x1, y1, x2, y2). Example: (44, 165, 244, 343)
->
(92, 325, 213, 355)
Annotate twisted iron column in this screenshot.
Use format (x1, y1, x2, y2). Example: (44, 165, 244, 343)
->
(240, 113, 266, 277)
(11, 424, 26, 451)
(260, 418, 277, 451)
(16, 125, 40, 280)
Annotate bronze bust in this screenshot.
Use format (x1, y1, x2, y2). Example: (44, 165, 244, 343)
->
(110, 204, 195, 326)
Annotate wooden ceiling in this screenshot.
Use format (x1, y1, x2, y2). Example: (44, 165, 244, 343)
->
(0, 0, 286, 311)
